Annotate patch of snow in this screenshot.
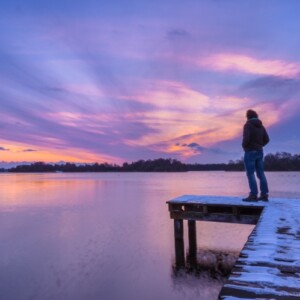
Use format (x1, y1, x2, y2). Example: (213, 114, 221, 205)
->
(168, 195, 300, 298)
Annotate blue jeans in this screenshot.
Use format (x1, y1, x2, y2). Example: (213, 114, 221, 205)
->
(244, 150, 269, 196)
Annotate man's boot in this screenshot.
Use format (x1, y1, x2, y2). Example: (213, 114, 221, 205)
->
(258, 194, 269, 201)
(242, 193, 258, 202)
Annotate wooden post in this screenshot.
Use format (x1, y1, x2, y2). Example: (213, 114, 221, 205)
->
(174, 219, 185, 267)
(188, 220, 197, 265)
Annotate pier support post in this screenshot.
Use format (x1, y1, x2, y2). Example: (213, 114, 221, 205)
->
(174, 219, 185, 267)
(188, 220, 197, 264)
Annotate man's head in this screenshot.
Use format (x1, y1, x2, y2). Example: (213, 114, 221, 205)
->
(246, 109, 258, 120)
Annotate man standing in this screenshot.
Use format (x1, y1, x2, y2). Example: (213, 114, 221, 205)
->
(242, 109, 270, 202)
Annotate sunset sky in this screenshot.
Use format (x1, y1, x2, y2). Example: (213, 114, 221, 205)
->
(1, 0, 300, 164)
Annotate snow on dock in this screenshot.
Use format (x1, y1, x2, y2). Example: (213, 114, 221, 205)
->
(167, 195, 300, 299)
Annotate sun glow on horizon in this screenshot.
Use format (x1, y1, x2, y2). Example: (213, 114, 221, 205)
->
(0, 141, 124, 164)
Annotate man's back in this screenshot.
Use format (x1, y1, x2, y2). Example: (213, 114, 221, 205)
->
(242, 118, 269, 151)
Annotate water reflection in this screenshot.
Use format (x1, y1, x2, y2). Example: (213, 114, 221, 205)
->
(0, 173, 101, 207)
(172, 218, 239, 292)
(173, 248, 238, 278)
(170, 212, 241, 299)
(0, 172, 298, 300)
(171, 249, 238, 300)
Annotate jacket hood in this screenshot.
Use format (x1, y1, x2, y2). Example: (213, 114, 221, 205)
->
(247, 118, 263, 128)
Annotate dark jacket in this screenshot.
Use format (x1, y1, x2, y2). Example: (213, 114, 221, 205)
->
(242, 118, 269, 151)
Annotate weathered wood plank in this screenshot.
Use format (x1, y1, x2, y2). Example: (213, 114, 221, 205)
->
(167, 195, 300, 299)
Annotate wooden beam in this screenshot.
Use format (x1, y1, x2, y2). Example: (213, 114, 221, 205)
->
(188, 220, 197, 264)
(174, 219, 185, 267)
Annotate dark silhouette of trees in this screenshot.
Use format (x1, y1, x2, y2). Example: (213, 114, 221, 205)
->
(264, 152, 300, 171)
(8, 158, 187, 172)
(187, 163, 226, 171)
(225, 159, 244, 171)
(9, 162, 56, 172)
(9, 162, 121, 173)
(223, 152, 300, 171)
(122, 158, 187, 172)
(5, 152, 300, 172)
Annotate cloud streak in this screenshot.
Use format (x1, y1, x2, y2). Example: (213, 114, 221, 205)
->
(179, 142, 230, 155)
(0, 146, 10, 151)
(21, 149, 38, 152)
(201, 54, 300, 77)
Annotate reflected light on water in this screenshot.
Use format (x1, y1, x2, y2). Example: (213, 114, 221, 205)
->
(0, 173, 104, 207)
(0, 172, 298, 300)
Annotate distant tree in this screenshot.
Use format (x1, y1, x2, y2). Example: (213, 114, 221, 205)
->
(225, 159, 244, 171)
(264, 152, 300, 171)
(121, 158, 187, 172)
(6, 153, 300, 173)
(10, 162, 55, 172)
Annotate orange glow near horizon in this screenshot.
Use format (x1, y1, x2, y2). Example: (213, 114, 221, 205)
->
(0, 79, 282, 163)
(0, 142, 123, 164)
(145, 100, 279, 157)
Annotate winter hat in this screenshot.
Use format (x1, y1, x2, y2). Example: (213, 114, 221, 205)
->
(246, 109, 258, 120)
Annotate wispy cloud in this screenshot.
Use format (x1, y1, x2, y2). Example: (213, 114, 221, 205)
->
(201, 53, 300, 77)
(239, 76, 300, 101)
(179, 142, 229, 155)
(21, 149, 38, 152)
(166, 28, 190, 39)
(0, 146, 10, 151)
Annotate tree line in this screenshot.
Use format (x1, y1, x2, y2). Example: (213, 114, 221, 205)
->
(1, 152, 300, 173)
(226, 152, 300, 171)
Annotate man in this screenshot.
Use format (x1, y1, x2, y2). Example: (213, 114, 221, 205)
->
(242, 109, 269, 202)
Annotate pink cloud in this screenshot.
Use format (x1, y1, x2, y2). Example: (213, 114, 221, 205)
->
(201, 53, 300, 77)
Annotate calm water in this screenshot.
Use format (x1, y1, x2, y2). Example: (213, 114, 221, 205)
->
(0, 171, 299, 300)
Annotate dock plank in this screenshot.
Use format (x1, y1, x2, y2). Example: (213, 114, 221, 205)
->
(167, 195, 300, 299)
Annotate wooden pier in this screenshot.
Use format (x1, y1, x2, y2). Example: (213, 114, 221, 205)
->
(167, 195, 300, 299)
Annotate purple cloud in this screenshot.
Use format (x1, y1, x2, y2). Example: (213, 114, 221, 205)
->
(181, 142, 232, 155)
(21, 149, 38, 152)
(238, 76, 300, 103)
(0, 146, 10, 151)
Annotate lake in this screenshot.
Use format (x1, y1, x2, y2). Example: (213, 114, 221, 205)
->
(0, 171, 299, 300)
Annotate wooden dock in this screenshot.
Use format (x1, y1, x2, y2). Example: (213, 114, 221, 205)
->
(167, 195, 300, 299)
